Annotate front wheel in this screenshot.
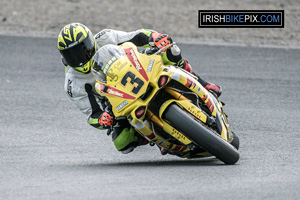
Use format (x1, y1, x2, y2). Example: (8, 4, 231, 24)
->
(164, 103, 239, 164)
(230, 131, 239, 150)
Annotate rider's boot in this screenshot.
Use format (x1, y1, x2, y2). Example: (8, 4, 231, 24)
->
(178, 58, 222, 97)
(113, 125, 148, 154)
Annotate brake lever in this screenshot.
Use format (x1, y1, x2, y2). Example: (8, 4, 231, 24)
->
(153, 42, 176, 55)
(146, 42, 176, 55)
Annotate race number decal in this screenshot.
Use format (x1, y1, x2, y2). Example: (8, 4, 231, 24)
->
(121, 72, 144, 94)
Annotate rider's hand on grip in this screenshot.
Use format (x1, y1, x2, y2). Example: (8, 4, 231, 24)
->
(149, 32, 173, 52)
(99, 112, 114, 129)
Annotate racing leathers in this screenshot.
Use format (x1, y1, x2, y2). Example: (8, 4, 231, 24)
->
(64, 29, 220, 154)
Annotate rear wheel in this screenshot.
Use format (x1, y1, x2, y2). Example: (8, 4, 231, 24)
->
(164, 103, 239, 164)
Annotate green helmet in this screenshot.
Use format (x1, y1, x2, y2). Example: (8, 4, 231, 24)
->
(58, 23, 97, 73)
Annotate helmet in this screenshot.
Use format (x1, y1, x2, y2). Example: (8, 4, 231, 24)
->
(57, 23, 96, 73)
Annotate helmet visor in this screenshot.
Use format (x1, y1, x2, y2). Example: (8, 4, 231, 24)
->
(60, 32, 95, 67)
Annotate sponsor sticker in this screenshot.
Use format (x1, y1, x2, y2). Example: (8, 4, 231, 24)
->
(197, 87, 201, 93)
(116, 100, 128, 111)
(130, 49, 142, 71)
(67, 79, 73, 97)
(107, 89, 123, 97)
(107, 68, 119, 82)
(147, 59, 155, 72)
(114, 60, 127, 71)
(103, 56, 117, 74)
(95, 29, 111, 39)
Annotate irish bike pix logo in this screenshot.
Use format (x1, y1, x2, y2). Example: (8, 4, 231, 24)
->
(198, 10, 284, 28)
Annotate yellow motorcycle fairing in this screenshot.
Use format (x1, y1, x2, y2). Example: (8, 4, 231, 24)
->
(94, 43, 193, 153)
(95, 42, 232, 157)
(95, 43, 163, 118)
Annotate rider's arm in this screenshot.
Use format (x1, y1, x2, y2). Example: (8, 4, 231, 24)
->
(64, 68, 110, 130)
(95, 29, 181, 66)
(94, 29, 154, 47)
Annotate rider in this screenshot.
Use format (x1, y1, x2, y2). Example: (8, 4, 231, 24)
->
(57, 23, 222, 154)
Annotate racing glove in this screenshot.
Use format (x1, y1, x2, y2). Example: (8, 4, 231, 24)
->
(149, 32, 173, 52)
(99, 112, 114, 129)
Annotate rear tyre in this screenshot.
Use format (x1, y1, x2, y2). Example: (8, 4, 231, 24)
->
(164, 103, 239, 164)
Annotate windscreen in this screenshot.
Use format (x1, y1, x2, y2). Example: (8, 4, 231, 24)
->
(91, 44, 126, 82)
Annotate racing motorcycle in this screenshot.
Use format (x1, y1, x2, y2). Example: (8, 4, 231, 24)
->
(92, 42, 240, 164)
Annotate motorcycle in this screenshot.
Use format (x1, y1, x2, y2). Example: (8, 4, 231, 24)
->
(92, 42, 240, 164)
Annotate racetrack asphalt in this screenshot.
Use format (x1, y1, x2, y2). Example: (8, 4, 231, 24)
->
(0, 35, 300, 200)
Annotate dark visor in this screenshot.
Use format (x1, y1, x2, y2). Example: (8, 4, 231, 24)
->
(60, 33, 95, 67)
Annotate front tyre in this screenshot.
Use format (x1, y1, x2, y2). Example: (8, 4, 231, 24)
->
(164, 103, 239, 164)
(230, 131, 239, 150)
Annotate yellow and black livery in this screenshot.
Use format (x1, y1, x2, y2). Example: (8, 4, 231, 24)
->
(92, 42, 240, 164)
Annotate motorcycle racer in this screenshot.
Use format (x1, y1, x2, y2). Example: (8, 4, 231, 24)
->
(57, 23, 222, 154)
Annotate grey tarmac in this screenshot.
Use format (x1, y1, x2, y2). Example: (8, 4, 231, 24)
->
(0, 35, 300, 200)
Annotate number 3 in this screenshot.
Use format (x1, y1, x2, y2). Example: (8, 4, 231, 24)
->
(121, 72, 144, 94)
